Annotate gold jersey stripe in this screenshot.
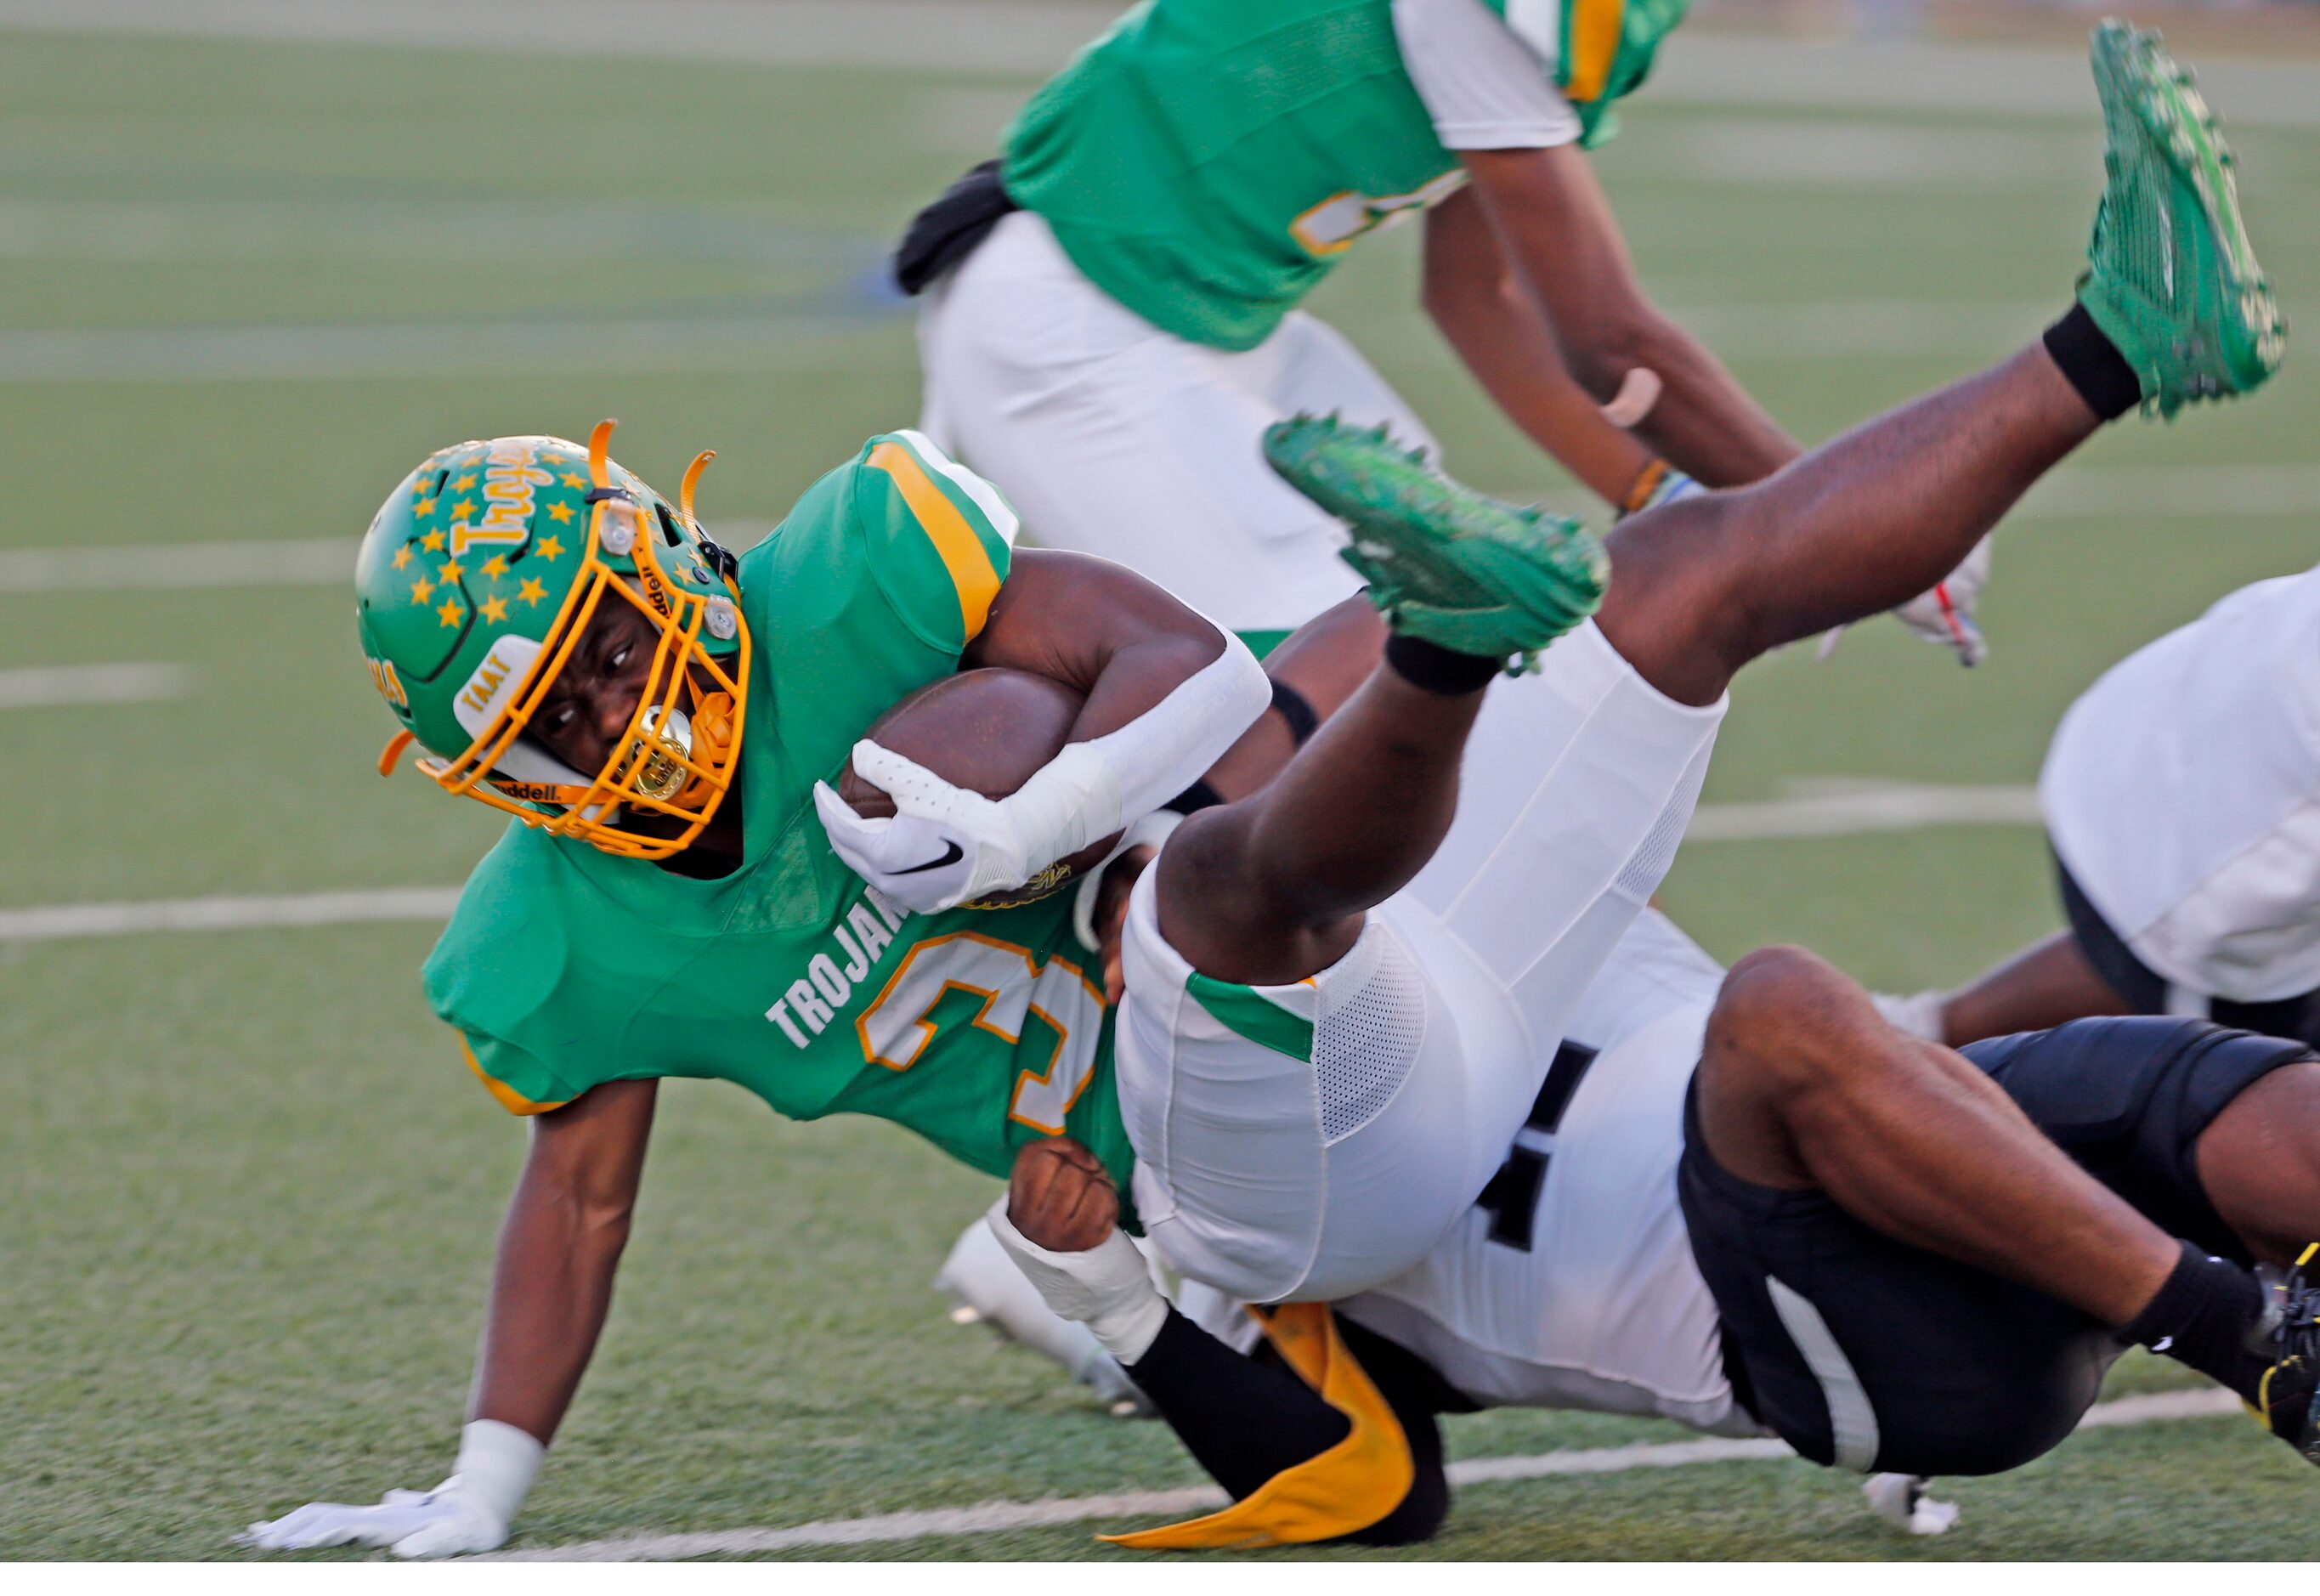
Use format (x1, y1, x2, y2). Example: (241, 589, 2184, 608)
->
(460, 1033, 571, 1117)
(869, 439, 1003, 644)
(1565, 0, 1625, 103)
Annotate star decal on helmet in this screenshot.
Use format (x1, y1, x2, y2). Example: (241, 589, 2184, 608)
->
(439, 560, 463, 583)
(479, 594, 510, 624)
(480, 555, 508, 581)
(435, 596, 463, 628)
(561, 472, 586, 490)
(535, 535, 565, 562)
(413, 495, 437, 517)
(392, 546, 412, 571)
(453, 500, 477, 520)
(547, 501, 575, 524)
(518, 577, 546, 607)
(452, 474, 477, 491)
(410, 576, 436, 605)
(421, 529, 447, 553)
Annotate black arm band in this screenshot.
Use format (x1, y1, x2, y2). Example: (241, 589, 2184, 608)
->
(1270, 679, 1319, 746)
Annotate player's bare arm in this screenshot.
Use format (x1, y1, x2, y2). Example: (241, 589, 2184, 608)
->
(1460, 144, 1801, 488)
(468, 1078, 659, 1446)
(1421, 188, 1661, 507)
(965, 548, 1234, 743)
(817, 546, 1270, 916)
(240, 1077, 658, 1559)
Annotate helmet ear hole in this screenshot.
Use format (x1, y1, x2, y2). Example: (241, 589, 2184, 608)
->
(653, 501, 685, 548)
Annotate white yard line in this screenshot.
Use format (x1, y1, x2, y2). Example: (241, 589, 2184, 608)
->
(0, 783, 2052, 942)
(482, 1389, 2239, 1560)
(0, 662, 187, 709)
(0, 540, 356, 592)
(0, 311, 890, 385)
(0, 0, 1114, 79)
(0, 886, 461, 942)
(1686, 780, 2043, 842)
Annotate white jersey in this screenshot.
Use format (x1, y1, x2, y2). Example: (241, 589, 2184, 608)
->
(2043, 563, 2320, 1004)
(1175, 908, 1748, 1435)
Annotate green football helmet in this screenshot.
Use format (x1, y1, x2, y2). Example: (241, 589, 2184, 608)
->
(355, 420, 751, 860)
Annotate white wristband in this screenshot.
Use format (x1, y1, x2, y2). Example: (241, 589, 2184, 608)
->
(984, 1200, 1169, 1366)
(444, 1418, 545, 1531)
(1002, 627, 1270, 865)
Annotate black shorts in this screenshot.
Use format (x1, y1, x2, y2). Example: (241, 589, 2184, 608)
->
(1679, 1016, 2311, 1478)
(2058, 850, 2320, 1049)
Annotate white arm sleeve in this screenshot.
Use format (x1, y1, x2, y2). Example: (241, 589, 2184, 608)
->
(1392, 0, 1582, 151)
(1002, 626, 1270, 861)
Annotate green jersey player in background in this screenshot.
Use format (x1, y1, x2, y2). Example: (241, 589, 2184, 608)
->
(897, 0, 1988, 665)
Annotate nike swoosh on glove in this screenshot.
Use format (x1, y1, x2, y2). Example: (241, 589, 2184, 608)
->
(814, 740, 1035, 914)
(240, 1483, 507, 1559)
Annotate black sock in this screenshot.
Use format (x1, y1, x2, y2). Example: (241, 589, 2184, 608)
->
(2042, 302, 2142, 422)
(1124, 1309, 1351, 1498)
(1384, 634, 1500, 696)
(2119, 1240, 2272, 1403)
(1270, 678, 1320, 745)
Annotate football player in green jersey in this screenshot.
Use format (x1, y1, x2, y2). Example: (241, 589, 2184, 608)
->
(246, 22, 2279, 1558)
(899, 0, 1988, 664)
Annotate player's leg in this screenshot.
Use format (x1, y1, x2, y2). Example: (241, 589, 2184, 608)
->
(2198, 1062, 2320, 1269)
(1700, 954, 2300, 1446)
(1700, 948, 2180, 1322)
(989, 1138, 1452, 1549)
(1599, 23, 2283, 708)
(1907, 933, 2136, 1048)
(1155, 425, 1610, 987)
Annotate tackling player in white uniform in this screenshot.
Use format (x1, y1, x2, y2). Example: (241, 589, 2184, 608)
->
(972, 899, 2320, 1548)
(1887, 561, 2320, 1053)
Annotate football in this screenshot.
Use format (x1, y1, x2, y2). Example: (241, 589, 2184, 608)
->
(839, 666, 1121, 907)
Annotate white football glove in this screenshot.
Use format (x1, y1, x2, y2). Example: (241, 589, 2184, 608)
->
(1818, 535, 1991, 668)
(240, 1481, 506, 1559)
(242, 1420, 540, 1559)
(814, 741, 1038, 914)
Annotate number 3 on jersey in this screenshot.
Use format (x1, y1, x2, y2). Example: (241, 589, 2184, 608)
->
(857, 931, 1106, 1134)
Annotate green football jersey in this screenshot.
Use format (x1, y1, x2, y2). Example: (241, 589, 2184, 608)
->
(422, 431, 1135, 1195)
(1002, 0, 1682, 353)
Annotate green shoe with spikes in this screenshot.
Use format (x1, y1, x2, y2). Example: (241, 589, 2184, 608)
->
(1263, 413, 1609, 671)
(2080, 18, 2285, 417)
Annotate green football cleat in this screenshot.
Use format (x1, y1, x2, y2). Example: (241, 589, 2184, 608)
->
(1263, 414, 1608, 671)
(2080, 19, 2285, 416)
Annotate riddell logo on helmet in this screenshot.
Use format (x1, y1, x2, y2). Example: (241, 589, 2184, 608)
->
(450, 439, 553, 558)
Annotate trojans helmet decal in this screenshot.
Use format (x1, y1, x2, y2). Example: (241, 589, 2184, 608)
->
(355, 420, 751, 860)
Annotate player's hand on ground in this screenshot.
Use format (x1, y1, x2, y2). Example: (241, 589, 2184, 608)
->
(241, 1480, 507, 1559)
(1009, 1136, 1120, 1251)
(814, 739, 1033, 913)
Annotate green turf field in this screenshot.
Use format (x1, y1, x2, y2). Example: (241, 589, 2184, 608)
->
(3, 8, 2319, 1561)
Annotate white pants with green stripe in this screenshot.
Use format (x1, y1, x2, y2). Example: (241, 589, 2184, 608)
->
(917, 211, 1427, 637)
(1115, 621, 1727, 1303)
